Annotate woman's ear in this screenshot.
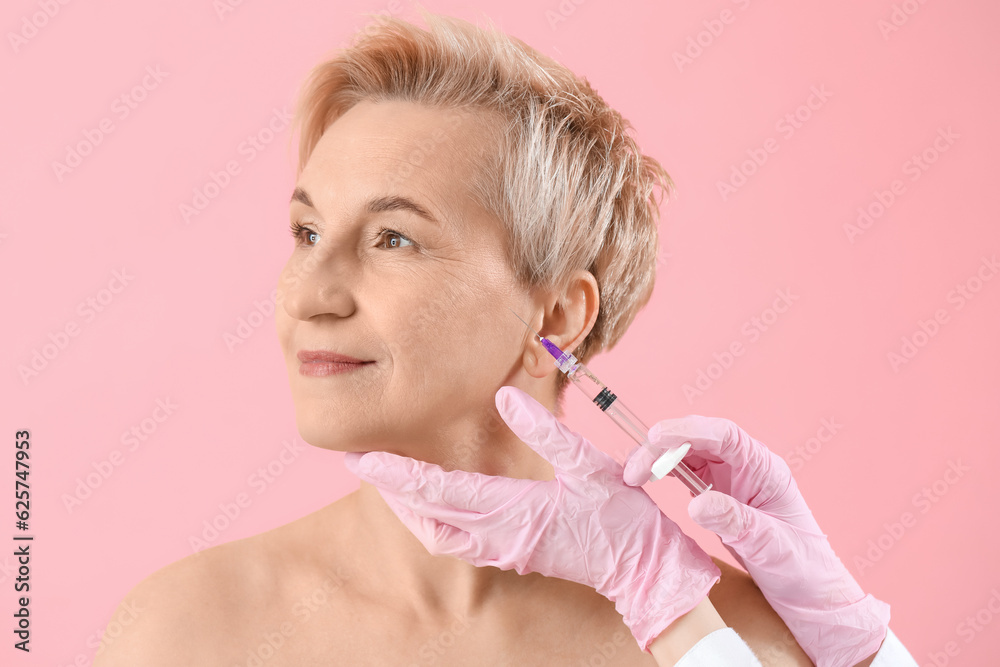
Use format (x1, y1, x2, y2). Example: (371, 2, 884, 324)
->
(521, 270, 600, 379)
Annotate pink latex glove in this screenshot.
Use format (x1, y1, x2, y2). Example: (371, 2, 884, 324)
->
(343, 386, 721, 652)
(623, 415, 890, 667)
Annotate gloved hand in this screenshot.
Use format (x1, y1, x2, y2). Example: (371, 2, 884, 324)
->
(623, 416, 890, 667)
(343, 386, 721, 652)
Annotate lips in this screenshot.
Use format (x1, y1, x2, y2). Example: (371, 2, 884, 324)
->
(297, 350, 371, 364)
(297, 349, 375, 378)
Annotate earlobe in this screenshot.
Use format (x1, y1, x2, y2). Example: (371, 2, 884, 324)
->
(522, 345, 549, 379)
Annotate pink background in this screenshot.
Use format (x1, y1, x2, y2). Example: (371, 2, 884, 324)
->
(3, 0, 998, 664)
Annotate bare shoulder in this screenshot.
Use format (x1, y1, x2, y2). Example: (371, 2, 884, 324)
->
(93, 532, 279, 666)
(707, 557, 812, 666)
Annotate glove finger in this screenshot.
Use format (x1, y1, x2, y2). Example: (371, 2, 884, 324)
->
(342, 451, 365, 476)
(496, 385, 618, 478)
(649, 416, 744, 467)
(653, 416, 791, 503)
(688, 490, 804, 584)
(379, 487, 534, 572)
(352, 450, 530, 514)
(377, 487, 472, 558)
(689, 491, 827, 583)
(622, 444, 658, 486)
(379, 474, 544, 537)
(688, 490, 751, 540)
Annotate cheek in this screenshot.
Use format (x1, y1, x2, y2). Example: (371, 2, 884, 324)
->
(274, 260, 299, 352)
(399, 287, 515, 377)
(376, 283, 482, 388)
(386, 274, 475, 344)
(274, 304, 291, 353)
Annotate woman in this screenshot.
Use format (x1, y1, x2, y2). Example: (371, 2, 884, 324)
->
(96, 11, 914, 665)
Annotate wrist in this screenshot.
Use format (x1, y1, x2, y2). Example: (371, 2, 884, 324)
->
(769, 593, 890, 667)
(648, 597, 727, 665)
(609, 516, 721, 651)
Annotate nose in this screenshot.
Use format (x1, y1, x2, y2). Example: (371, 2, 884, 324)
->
(279, 246, 357, 321)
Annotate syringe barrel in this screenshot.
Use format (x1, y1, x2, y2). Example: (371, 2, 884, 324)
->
(565, 361, 711, 496)
(565, 362, 650, 446)
(603, 396, 653, 448)
(670, 462, 711, 495)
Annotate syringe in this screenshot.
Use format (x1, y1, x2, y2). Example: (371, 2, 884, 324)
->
(510, 309, 711, 495)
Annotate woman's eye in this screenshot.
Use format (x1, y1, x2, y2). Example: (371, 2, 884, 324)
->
(289, 222, 319, 247)
(378, 228, 414, 249)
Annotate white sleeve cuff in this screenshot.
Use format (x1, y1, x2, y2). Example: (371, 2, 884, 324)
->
(674, 627, 763, 666)
(871, 627, 919, 666)
(673, 626, 917, 667)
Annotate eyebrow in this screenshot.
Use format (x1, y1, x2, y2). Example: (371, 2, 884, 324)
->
(289, 187, 439, 226)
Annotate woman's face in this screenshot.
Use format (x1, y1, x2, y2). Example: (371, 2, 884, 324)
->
(277, 100, 539, 466)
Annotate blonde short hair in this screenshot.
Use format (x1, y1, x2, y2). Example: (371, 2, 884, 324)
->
(291, 9, 673, 399)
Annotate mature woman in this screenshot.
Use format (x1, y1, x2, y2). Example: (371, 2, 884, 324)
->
(96, 11, 915, 666)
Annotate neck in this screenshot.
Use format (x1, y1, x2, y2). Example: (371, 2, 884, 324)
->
(338, 378, 560, 621)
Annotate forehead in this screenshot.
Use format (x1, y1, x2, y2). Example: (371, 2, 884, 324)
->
(298, 100, 496, 222)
